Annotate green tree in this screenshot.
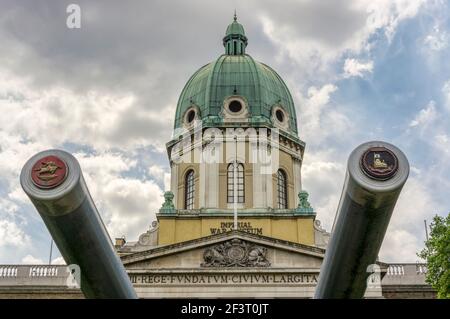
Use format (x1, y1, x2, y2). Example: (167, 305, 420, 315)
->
(418, 214, 450, 299)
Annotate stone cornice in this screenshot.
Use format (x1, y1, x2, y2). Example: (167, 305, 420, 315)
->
(158, 208, 316, 217)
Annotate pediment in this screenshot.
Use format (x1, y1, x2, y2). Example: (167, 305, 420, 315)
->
(121, 230, 325, 270)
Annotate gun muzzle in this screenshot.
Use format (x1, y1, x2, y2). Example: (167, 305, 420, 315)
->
(314, 141, 409, 299)
(20, 149, 137, 299)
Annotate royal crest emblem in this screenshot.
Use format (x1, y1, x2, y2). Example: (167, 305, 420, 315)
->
(31, 155, 68, 189)
(360, 147, 398, 180)
(201, 239, 270, 267)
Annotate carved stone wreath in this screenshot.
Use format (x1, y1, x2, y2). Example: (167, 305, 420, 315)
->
(201, 239, 270, 267)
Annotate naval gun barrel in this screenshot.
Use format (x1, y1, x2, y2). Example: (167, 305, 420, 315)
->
(314, 141, 409, 299)
(20, 149, 137, 299)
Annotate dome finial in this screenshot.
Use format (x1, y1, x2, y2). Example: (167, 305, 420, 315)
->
(234, 9, 237, 22)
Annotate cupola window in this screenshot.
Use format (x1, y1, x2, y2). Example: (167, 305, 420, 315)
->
(184, 170, 195, 209)
(277, 169, 288, 209)
(227, 162, 245, 203)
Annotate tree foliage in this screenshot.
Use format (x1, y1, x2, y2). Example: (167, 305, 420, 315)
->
(418, 214, 450, 299)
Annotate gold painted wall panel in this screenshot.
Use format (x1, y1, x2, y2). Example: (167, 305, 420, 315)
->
(175, 219, 202, 243)
(157, 216, 315, 246)
(297, 218, 315, 246)
(158, 219, 176, 245)
(271, 218, 298, 242)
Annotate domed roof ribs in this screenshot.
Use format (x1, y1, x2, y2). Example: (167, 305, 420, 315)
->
(246, 54, 262, 119)
(205, 55, 227, 123)
(175, 63, 211, 128)
(260, 63, 298, 134)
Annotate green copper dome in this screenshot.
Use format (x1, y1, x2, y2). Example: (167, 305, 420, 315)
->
(174, 16, 298, 136)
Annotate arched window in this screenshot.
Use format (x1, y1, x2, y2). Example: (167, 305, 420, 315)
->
(184, 170, 195, 209)
(277, 169, 288, 209)
(227, 162, 244, 203)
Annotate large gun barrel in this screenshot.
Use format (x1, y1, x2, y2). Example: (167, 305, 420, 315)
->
(314, 141, 409, 299)
(20, 149, 137, 299)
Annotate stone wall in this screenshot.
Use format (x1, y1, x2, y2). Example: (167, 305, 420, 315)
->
(0, 263, 435, 299)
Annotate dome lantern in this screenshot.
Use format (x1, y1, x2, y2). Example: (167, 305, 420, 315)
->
(223, 13, 247, 55)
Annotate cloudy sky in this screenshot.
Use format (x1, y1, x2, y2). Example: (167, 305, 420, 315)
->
(0, 0, 449, 264)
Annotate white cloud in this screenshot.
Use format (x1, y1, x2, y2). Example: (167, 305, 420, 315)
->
(343, 58, 374, 78)
(298, 84, 337, 140)
(297, 84, 354, 145)
(442, 80, 450, 112)
(259, 0, 425, 81)
(361, 0, 426, 41)
(405, 99, 449, 163)
(0, 132, 48, 189)
(381, 229, 422, 262)
(432, 133, 450, 157)
(301, 149, 347, 230)
(0, 220, 30, 248)
(51, 257, 65, 265)
(20, 255, 65, 265)
(21, 254, 44, 264)
(163, 173, 171, 192)
(100, 178, 163, 239)
(423, 20, 449, 51)
(0, 198, 19, 216)
(148, 165, 166, 183)
(424, 32, 449, 51)
(0, 67, 173, 153)
(409, 101, 437, 128)
(75, 152, 164, 241)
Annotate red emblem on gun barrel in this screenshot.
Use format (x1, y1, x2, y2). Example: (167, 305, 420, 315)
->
(360, 147, 398, 181)
(31, 155, 68, 189)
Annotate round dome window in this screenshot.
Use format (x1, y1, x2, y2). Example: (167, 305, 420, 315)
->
(186, 110, 196, 123)
(276, 109, 284, 122)
(228, 100, 242, 113)
(184, 108, 198, 126)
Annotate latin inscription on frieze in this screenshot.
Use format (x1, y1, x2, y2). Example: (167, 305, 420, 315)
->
(130, 273, 318, 285)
